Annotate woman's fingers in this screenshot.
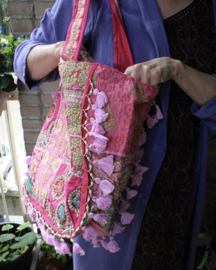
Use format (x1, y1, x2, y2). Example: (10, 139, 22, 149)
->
(124, 57, 178, 85)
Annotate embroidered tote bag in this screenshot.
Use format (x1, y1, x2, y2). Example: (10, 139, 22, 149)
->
(22, 0, 160, 254)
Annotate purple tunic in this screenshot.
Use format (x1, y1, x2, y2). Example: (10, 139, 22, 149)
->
(14, 0, 216, 269)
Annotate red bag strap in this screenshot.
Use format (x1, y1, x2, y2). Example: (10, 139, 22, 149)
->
(61, 0, 134, 72)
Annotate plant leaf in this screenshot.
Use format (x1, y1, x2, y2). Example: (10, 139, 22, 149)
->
(0, 244, 9, 253)
(0, 233, 15, 243)
(2, 47, 12, 54)
(20, 246, 29, 254)
(10, 232, 36, 249)
(16, 222, 30, 232)
(0, 251, 9, 262)
(7, 251, 21, 261)
(2, 224, 14, 231)
(1, 35, 13, 44)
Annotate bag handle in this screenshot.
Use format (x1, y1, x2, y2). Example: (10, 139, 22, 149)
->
(61, 0, 134, 72)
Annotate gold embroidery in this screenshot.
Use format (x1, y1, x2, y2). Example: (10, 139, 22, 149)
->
(72, 169, 83, 177)
(130, 83, 147, 102)
(64, 89, 84, 96)
(64, 73, 78, 88)
(65, 103, 82, 118)
(102, 104, 117, 131)
(78, 69, 89, 88)
(62, 62, 77, 78)
(66, 104, 82, 135)
(71, 137, 82, 149)
(63, 96, 83, 104)
(73, 147, 83, 169)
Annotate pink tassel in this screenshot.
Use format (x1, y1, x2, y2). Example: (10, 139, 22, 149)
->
(95, 108, 109, 123)
(92, 238, 100, 248)
(92, 91, 108, 110)
(51, 91, 57, 99)
(126, 188, 138, 200)
(107, 237, 120, 253)
(90, 118, 105, 135)
(82, 226, 98, 242)
(120, 211, 134, 225)
(23, 171, 28, 176)
(95, 178, 114, 196)
(146, 115, 158, 129)
(89, 133, 109, 154)
(94, 195, 112, 210)
(89, 212, 108, 225)
(134, 148, 144, 164)
(131, 165, 149, 187)
(119, 199, 130, 212)
(27, 206, 35, 221)
(93, 88, 99, 95)
(93, 155, 114, 176)
(73, 242, 85, 256)
(21, 196, 28, 206)
(139, 130, 147, 146)
(25, 156, 32, 165)
(100, 237, 108, 250)
(112, 222, 125, 236)
(155, 104, 163, 120)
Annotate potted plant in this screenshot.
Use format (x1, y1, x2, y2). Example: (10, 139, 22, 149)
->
(40, 236, 73, 270)
(0, 17, 29, 93)
(0, 221, 37, 270)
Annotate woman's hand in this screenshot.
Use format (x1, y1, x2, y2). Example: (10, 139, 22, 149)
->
(125, 57, 216, 106)
(124, 57, 179, 85)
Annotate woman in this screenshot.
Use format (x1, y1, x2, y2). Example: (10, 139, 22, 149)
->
(14, 0, 216, 269)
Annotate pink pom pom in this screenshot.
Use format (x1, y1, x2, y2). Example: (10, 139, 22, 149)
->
(25, 156, 32, 165)
(95, 109, 108, 123)
(147, 115, 158, 129)
(107, 237, 120, 253)
(95, 195, 112, 210)
(92, 238, 100, 248)
(89, 133, 109, 154)
(89, 212, 108, 225)
(27, 206, 35, 221)
(95, 91, 108, 109)
(93, 155, 114, 176)
(126, 188, 138, 200)
(155, 104, 163, 120)
(100, 238, 108, 250)
(23, 171, 28, 176)
(139, 130, 147, 146)
(93, 88, 99, 95)
(131, 165, 149, 187)
(120, 211, 134, 225)
(134, 148, 144, 164)
(119, 199, 130, 212)
(21, 196, 28, 206)
(90, 118, 106, 135)
(112, 222, 125, 236)
(51, 91, 57, 99)
(73, 242, 85, 256)
(82, 226, 98, 242)
(99, 180, 114, 196)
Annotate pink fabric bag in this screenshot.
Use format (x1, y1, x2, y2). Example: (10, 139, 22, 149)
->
(22, 0, 160, 254)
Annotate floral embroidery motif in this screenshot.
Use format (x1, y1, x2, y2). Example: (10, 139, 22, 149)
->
(130, 83, 147, 102)
(72, 147, 83, 169)
(62, 62, 77, 78)
(72, 169, 83, 177)
(67, 187, 82, 216)
(64, 73, 78, 89)
(51, 174, 66, 201)
(78, 69, 89, 88)
(51, 158, 62, 173)
(102, 104, 117, 131)
(56, 201, 67, 225)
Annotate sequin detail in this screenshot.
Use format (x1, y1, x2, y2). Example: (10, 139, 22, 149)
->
(51, 175, 66, 201)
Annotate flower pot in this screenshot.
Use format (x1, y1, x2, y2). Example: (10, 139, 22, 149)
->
(40, 253, 71, 270)
(0, 222, 36, 270)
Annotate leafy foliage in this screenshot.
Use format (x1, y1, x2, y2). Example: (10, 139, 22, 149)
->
(40, 236, 72, 263)
(0, 222, 36, 263)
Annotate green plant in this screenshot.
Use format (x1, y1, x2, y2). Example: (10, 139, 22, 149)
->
(0, 222, 37, 262)
(40, 236, 73, 263)
(0, 17, 29, 92)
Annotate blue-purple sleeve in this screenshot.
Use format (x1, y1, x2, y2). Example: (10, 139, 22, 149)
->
(14, 0, 73, 90)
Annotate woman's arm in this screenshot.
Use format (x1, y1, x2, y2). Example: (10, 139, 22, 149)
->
(26, 41, 64, 81)
(124, 57, 216, 107)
